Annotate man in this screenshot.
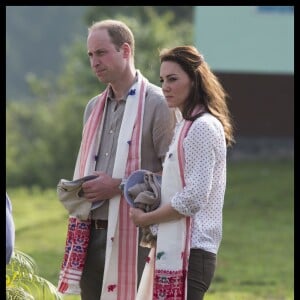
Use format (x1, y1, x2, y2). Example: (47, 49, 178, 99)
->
(57, 19, 175, 300)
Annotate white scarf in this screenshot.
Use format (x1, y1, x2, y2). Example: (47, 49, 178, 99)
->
(58, 70, 147, 300)
(137, 107, 205, 300)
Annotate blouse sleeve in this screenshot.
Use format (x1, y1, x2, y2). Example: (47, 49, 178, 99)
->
(171, 115, 225, 216)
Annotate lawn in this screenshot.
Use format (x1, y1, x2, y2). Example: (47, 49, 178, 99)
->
(7, 158, 294, 300)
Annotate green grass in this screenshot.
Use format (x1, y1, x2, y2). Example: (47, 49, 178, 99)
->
(7, 159, 294, 300)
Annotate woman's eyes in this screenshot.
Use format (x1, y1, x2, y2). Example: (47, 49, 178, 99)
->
(160, 77, 177, 83)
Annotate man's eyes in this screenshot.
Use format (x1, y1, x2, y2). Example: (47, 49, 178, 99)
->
(95, 50, 106, 56)
(88, 50, 107, 57)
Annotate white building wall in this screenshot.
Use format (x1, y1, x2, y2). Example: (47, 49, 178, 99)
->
(194, 6, 294, 74)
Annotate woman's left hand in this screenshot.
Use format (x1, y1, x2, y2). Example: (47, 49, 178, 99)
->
(129, 207, 147, 227)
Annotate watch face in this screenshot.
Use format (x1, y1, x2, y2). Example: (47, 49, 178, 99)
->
(119, 183, 125, 191)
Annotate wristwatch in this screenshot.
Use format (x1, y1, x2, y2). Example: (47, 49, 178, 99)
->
(118, 178, 127, 194)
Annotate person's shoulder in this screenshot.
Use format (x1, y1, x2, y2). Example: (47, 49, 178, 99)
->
(83, 94, 102, 122)
(145, 82, 168, 110)
(86, 94, 100, 109)
(146, 81, 162, 91)
(146, 82, 164, 99)
(191, 113, 224, 139)
(192, 113, 222, 130)
(197, 112, 219, 123)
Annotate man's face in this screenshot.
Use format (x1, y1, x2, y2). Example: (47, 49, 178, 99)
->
(87, 29, 125, 84)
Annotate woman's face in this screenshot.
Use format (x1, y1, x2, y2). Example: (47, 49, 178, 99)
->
(160, 61, 193, 111)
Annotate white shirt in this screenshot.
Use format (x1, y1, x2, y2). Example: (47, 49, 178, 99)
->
(171, 113, 227, 254)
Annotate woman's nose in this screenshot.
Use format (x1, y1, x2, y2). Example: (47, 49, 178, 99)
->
(162, 83, 170, 93)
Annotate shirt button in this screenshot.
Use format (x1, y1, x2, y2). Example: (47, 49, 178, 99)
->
(109, 130, 113, 134)
(105, 153, 108, 156)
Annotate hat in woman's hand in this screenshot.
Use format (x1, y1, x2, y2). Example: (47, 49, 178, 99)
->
(124, 169, 162, 209)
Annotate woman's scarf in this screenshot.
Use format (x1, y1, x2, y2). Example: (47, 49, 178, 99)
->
(58, 71, 147, 300)
(152, 120, 191, 300)
(137, 106, 204, 300)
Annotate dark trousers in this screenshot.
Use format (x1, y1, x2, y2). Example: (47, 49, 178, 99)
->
(187, 248, 217, 300)
(80, 227, 150, 300)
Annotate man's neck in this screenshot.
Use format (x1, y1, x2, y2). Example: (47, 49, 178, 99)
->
(110, 67, 137, 101)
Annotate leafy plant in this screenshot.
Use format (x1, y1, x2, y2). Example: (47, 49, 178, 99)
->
(6, 249, 62, 300)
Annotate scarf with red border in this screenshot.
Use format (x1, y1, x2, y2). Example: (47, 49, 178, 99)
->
(58, 71, 147, 300)
(137, 106, 205, 300)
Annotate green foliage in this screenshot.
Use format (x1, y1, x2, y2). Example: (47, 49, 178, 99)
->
(119, 8, 193, 86)
(6, 250, 62, 300)
(6, 100, 55, 187)
(7, 160, 294, 300)
(55, 7, 193, 98)
(6, 6, 193, 100)
(83, 6, 194, 27)
(210, 159, 294, 299)
(6, 8, 193, 188)
(6, 6, 86, 100)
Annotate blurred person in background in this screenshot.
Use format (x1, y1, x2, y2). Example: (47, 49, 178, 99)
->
(6, 192, 15, 264)
(130, 45, 234, 300)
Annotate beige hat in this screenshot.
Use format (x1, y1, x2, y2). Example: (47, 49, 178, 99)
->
(124, 169, 161, 211)
(57, 175, 98, 220)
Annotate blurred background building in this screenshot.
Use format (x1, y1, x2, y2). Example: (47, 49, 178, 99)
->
(194, 6, 294, 160)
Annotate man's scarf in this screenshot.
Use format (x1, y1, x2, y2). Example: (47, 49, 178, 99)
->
(58, 71, 147, 300)
(137, 106, 205, 300)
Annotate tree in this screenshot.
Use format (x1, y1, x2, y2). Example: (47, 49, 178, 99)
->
(83, 6, 194, 26)
(6, 8, 193, 188)
(6, 6, 86, 100)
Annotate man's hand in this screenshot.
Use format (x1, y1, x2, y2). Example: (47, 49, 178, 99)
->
(81, 171, 121, 203)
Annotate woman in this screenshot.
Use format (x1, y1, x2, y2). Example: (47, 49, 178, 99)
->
(130, 45, 234, 299)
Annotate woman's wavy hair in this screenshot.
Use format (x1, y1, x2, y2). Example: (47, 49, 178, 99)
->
(159, 45, 235, 146)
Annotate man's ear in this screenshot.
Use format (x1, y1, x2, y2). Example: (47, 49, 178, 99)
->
(121, 43, 131, 58)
